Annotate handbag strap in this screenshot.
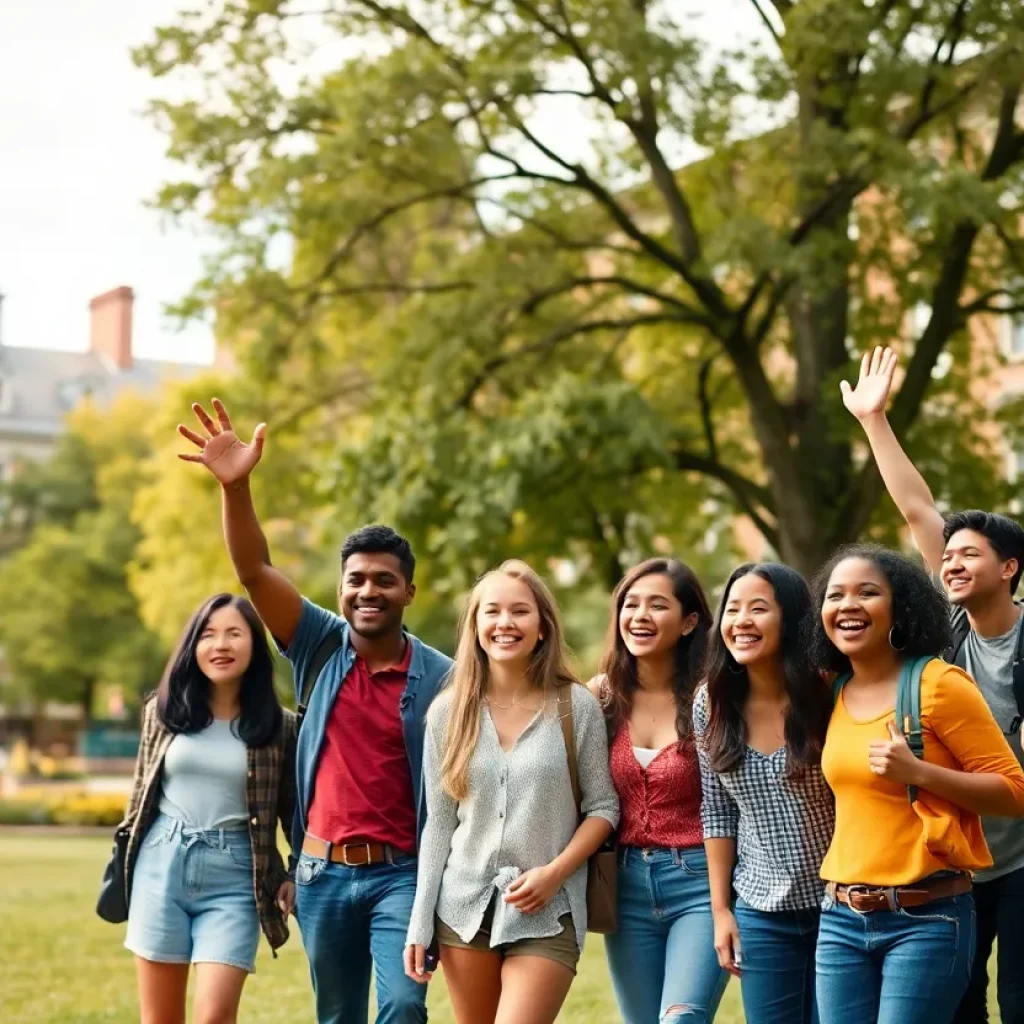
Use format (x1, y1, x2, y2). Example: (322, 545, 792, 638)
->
(557, 684, 583, 816)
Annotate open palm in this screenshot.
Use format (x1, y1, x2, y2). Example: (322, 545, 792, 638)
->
(177, 399, 266, 485)
(840, 346, 898, 421)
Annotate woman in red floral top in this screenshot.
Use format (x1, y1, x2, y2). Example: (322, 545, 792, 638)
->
(589, 558, 729, 1024)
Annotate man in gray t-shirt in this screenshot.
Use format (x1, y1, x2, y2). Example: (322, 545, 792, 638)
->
(844, 347, 1024, 1024)
(951, 604, 1024, 884)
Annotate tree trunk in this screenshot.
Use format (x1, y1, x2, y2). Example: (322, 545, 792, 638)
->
(80, 677, 96, 723)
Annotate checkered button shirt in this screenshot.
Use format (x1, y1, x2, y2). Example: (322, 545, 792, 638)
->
(692, 684, 835, 912)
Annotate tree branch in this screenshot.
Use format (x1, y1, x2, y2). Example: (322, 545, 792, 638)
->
(454, 311, 694, 409)
(697, 355, 721, 464)
(520, 275, 711, 321)
(748, 0, 782, 46)
(673, 445, 779, 549)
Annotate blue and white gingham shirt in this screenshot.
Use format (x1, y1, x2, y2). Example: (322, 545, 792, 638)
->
(692, 684, 834, 912)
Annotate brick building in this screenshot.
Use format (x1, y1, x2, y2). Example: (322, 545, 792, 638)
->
(0, 285, 208, 481)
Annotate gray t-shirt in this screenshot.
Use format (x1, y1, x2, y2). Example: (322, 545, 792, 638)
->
(950, 603, 1024, 882)
(158, 718, 249, 830)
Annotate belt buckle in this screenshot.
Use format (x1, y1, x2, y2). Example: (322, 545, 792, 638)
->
(842, 884, 876, 915)
(342, 843, 373, 867)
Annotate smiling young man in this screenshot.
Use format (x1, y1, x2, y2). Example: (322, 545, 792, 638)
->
(177, 400, 452, 1024)
(843, 348, 1024, 1024)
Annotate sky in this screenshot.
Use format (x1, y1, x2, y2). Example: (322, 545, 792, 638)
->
(0, 0, 767, 366)
(0, 0, 213, 363)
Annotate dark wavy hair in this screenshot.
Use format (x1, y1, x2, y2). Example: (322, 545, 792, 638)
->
(810, 545, 951, 675)
(599, 558, 711, 749)
(702, 563, 831, 776)
(156, 593, 282, 747)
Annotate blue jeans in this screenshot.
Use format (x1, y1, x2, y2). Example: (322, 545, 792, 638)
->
(734, 897, 819, 1024)
(295, 851, 427, 1024)
(815, 894, 976, 1024)
(605, 846, 729, 1023)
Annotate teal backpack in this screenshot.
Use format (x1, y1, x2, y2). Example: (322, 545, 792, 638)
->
(832, 655, 932, 804)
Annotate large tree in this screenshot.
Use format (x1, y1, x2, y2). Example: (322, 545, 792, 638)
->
(138, 0, 1024, 578)
(0, 397, 165, 717)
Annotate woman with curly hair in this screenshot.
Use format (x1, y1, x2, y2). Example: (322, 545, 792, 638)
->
(591, 558, 729, 1024)
(693, 563, 833, 1024)
(811, 545, 1024, 1024)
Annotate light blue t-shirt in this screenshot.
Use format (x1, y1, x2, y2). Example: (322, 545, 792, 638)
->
(159, 718, 249, 830)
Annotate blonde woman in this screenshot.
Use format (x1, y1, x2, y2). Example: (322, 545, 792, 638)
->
(404, 560, 619, 1024)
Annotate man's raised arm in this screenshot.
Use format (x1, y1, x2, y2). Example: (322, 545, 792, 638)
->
(841, 347, 947, 573)
(178, 399, 304, 647)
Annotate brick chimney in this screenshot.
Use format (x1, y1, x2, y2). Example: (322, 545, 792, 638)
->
(89, 286, 134, 370)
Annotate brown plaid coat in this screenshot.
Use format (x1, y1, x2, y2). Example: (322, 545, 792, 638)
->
(122, 695, 298, 953)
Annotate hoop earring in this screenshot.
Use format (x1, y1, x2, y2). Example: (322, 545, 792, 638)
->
(728, 659, 745, 675)
(889, 627, 906, 651)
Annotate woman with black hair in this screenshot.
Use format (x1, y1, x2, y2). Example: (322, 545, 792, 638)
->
(590, 558, 729, 1024)
(812, 546, 1024, 1024)
(121, 593, 297, 1024)
(693, 563, 833, 1024)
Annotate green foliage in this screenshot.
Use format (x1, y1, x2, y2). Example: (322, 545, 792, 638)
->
(130, 0, 1024, 583)
(0, 396, 164, 715)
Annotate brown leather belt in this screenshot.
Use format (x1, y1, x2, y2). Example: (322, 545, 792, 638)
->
(826, 875, 972, 913)
(302, 835, 398, 867)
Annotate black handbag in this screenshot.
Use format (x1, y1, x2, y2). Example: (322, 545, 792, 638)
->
(96, 826, 131, 923)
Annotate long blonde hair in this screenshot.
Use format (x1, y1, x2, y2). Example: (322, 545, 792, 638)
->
(441, 560, 577, 801)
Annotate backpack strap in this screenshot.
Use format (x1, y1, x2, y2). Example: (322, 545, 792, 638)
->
(945, 611, 971, 666)
(557, 684, 582, 816)
(296, 630, 343, 728)
(832, 672, 851, 705)
(895, 656, 931, 804)
(1012, 610, 1024, 735)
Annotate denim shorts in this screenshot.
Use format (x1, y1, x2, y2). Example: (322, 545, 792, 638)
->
(125, 814, 260, 973)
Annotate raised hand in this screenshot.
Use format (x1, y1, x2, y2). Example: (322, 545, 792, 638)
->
(177, 399, 266, 486)
(840, 346, 898, 422)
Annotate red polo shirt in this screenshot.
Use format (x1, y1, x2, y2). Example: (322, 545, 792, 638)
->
(306, 641, 417, 855)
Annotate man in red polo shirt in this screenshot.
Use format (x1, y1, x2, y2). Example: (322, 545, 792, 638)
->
(177, 400, 452, 1024)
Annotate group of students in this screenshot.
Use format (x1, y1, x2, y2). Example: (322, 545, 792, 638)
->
(117, 346, 1024, 1024)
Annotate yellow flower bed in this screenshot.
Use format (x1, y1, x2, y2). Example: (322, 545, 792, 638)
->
(0, 791, 127, 827)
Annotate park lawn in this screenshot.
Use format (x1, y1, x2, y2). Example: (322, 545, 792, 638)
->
(0, 835, 1000, 1023)
(0, 835, 744, 1023)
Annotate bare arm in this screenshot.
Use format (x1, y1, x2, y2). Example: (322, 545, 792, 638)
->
(842, 347, 947, 573)
(178, 399, 302, 646)
(221, 478, 302, 647)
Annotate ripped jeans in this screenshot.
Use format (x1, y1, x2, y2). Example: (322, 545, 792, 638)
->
(605, 846, 729, 1023)
(815, 892, 975, 1024)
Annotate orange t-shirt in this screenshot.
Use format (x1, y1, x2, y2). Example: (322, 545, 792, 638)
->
(821, 659, 1024, 886)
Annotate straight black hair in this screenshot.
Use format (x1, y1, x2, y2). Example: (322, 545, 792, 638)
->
(702, 563, 831, 776)
(156, 593, 282, 747)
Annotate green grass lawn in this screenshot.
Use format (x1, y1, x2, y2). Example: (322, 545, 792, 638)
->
(0, 835, 1000, 1023)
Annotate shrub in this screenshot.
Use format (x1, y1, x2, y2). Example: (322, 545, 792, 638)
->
(0, 792, 127, 827)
